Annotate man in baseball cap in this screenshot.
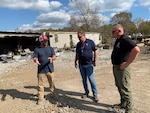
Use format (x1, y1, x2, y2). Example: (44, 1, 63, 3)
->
(33, 34, 56, 105)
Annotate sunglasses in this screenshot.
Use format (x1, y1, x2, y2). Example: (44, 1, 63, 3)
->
(112, 31, 116, 33)
(112, 30, 120, 34)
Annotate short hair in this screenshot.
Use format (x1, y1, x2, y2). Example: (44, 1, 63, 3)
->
(113, 24, 123, 29)
(77, 30, 85, 35)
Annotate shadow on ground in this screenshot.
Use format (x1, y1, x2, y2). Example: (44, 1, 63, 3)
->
(0, 86, 115, 113)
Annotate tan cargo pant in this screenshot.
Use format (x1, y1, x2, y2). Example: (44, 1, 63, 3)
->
(37, 72, 55, 101)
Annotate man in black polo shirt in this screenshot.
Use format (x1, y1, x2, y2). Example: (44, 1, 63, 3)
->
(111, 24, 140, 113)
(75, 30, 99, 102)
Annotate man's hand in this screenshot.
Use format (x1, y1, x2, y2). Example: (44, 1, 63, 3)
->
(35, 59, 41, 65)
(48, 57, 53, 63)
(120, 62, 128, 69)
(75, 62, 78, 68)
(92, 61, 96, 66)
(33, 58, 41, 65)
(36, 60, 41, 65)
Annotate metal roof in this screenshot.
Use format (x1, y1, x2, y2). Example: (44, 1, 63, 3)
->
(0, 31, 40, 38)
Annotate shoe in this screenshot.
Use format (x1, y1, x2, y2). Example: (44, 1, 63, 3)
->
(112, 103, 126, 109)
(81, 93, 89, 99)
(93, 94, 99, 102)
(125, 108, 133, 113)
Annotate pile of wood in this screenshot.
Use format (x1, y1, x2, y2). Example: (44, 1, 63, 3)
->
(144, 39, 150, 46)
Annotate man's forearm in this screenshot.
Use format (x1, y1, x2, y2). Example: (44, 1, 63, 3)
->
(126, 46, 140, 65)
(93, 50, 98, 61)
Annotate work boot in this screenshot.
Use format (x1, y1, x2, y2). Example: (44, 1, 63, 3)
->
(125, 108, 133, 113)
(112, 103, 126, 109)
(125, 102, 133, 113)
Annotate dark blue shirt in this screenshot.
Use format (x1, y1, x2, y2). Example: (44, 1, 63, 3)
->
(33, 46, 55, 73)
(111, 35, 136, 65)
(76, 39, 97, 65)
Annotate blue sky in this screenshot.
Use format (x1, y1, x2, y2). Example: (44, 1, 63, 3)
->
(0, 0, 149, 32)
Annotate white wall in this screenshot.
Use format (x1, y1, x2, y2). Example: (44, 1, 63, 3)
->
(48, 32, 101, 48)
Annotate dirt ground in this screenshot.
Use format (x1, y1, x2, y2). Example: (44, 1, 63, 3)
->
(0, 47, 150, 113)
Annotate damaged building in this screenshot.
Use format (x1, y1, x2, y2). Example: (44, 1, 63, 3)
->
(0, 31, 102, 62)
(0, 31, 41, 55)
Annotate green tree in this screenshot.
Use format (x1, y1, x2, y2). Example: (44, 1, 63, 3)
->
(133, 18, 144, 29)
(99, 24, 112, 44)
(138, 21, 150, 35)
(110, 12, 137, 35)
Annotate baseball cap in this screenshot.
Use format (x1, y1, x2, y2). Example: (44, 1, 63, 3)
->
(39, 35, 48, 42)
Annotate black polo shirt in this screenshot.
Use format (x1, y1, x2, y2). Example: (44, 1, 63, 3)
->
(76, 39, 97, 65)
(111, 35, 136, 65)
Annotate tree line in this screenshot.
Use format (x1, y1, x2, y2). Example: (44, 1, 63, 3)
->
(37, 1, 150, 44)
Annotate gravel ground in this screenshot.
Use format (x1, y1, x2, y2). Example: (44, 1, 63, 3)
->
(0, 48, 149, 113)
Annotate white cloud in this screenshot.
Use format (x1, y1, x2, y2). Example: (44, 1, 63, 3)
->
(110, 13, 117, 18)
(0, 0, 62, 12)
(139, 0, 150, 7)
(18, 11, 70, 31)
(69, 0, 134, 12)
(17, 0, 137, 31)
(69, 0, 136, 23)
(0, 0, 67, 31)
(1, 0, 150, 31)
(101, 0, 135, 12)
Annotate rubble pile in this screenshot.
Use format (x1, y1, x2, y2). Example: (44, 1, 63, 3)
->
(0, 49, 112, 76)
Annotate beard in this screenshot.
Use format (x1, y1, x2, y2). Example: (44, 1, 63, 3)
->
(41, 42, 48, 47)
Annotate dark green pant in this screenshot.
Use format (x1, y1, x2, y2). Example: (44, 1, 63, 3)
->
(113, 65, 133, 113)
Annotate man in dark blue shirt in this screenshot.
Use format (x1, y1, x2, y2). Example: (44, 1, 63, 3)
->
(33, 35, 56, 105)
(75, 30, 99, 102)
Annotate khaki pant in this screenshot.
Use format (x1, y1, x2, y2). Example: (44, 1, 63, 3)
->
(113, 65, 133, 113)
(37, 72, 55, 101)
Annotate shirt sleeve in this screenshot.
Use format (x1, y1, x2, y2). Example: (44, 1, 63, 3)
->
(33, 48, 38, 58)
(123, 38, 136, 52)
(50, 47, 55, 56)
(91, 40, 97, 51)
